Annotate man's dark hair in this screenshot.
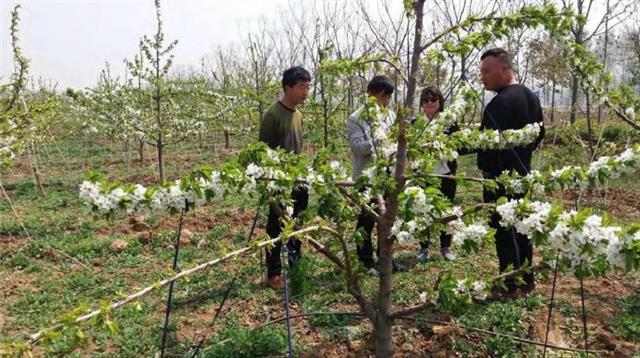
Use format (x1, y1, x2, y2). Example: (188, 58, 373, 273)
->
(480, 47, 513, 69)
(419, 86, 445, 112)
(282, 66, 311, 89)
(366, 75, 394, 95)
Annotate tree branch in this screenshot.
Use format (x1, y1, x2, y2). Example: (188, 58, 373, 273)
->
(390, 261, 552, 319)
(25, 225, 330, 345)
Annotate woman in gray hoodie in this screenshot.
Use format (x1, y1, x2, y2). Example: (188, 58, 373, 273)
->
(347, 75, 406, 274)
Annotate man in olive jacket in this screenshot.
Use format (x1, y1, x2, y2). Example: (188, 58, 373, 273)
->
(258, 66, 311, 290)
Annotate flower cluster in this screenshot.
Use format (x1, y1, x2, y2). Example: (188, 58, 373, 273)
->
(244, 162, 288, 194)
(496, 199, 553, 238)
(548, 212, 622, 270)
(366, 103, 396, 160)
(79, 173, 227, 215)
(79, 181, 127, 214)
(606, 230, 640, 270)
(328, 160, 350, 180)
(425, 84, 475, 137)
(495, 197, 640, 274)
(0, 133, 17, 165)
(449, 220, 491, 248)
(455, 123, 542, 152)
(391, 186, 447, 243)
(452, 278, 488, 301)
(78, 145, 354, 216)
(624, 107, 635, 121)
(420, 116, 542, 165)
(498, 145, 640, 194)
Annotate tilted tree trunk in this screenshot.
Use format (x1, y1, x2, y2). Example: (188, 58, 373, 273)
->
(366, 2, 425, 356)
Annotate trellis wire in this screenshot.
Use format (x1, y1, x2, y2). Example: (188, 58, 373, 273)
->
(281, 244, 295, 358)
(542, 251, 561, 358)
(579, 272, 590, 356)
(189, 278, 236, 357)
(255, 310, 608, 355)
(160, 207, 186, 358)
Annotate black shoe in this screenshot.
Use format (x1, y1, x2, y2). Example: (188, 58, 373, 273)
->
(361, 259, 376, 269)
(416, 249, 429, 263)
(392, 260, 407, 273)
(487, 286, 522, 301)
(519, 282, 536, 295)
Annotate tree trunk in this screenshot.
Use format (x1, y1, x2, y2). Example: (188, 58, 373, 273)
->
(320, 74, 329, 148)
(224, 130, 230, 149)
(374, 218, 394, 356)
(347, 77, 353, 115)
(598, 0, 611, 123)
(404, 0, 425, 109)
(551, 80, 556, 123)
(138, 139, 144, 163)
(570, 72, 579, 124)
(586, 89, 591, 121)
(29, 141, 46, 196)
(373, 313, 394, 358)
(393, 73, 399, 108)
(124, 139, 131, 179)
(123, 139, 130, 163)
(586, 90, 594, 158)
(212, 133, 217, 155)
(570, 16, 584, 124)
(157, 138, 164, 184)
(18, 97, 45, 196)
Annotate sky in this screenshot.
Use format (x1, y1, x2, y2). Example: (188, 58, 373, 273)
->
(0, 0, 629, 91)
(0, 0, 292, 90)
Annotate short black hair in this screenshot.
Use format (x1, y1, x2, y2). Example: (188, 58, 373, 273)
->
(366, 75, 394, 95)
(480, 47, 513, 69)
(282, 66, 311, 89)
(419, 86, 444, 112)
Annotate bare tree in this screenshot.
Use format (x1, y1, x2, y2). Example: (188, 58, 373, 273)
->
(559, 0, 638, 123)
(528, 35, 572, 122)
(429, 0, 499, 94)
(620, 19, 640, 85)
(357, 0, 413, 104)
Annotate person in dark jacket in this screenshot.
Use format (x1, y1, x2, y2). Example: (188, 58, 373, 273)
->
(477, 48, 545, 299)
(416, 86, 457, 262)
(258, 66, 311, 290)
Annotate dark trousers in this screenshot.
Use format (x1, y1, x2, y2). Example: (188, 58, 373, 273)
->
(419, 176, 456, 251)
(265, 187, 309, 278)
(356, 200, 380, 268)
(483, 174, 534, 290)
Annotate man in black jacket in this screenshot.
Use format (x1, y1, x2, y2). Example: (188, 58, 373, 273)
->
(477, 48, 545, 299)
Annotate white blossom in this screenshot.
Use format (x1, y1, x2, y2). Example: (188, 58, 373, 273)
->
(451, 221, 489, 247)
(471, 280, 488, 301)
(624, 107, 635, 121)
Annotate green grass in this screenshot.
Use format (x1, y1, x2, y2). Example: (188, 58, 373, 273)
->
(613, 293, 640, 342)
